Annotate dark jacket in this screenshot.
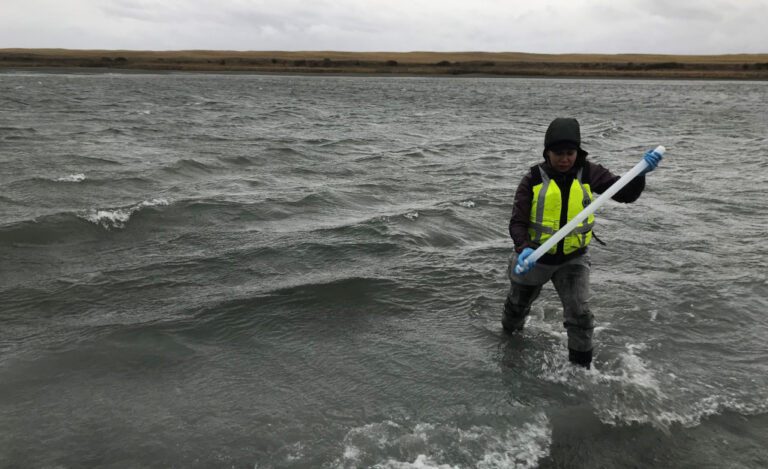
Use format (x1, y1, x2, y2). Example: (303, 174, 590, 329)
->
(508, 157, 645, 264)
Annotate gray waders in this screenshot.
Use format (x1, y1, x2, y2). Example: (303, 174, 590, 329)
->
(503, 251, 594, 368)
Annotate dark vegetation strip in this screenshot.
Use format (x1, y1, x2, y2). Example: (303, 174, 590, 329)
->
(2, 50, 767, 79)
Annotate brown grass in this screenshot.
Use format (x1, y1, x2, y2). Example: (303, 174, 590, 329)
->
(2, 48, 768, 79)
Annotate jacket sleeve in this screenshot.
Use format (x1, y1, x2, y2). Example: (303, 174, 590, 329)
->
(589, 162, 645, 203)
(508, 170, 534, 253)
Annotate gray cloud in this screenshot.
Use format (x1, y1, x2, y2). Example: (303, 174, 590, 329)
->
(1, 0, 767, 53)
(639, 0, 723, 21)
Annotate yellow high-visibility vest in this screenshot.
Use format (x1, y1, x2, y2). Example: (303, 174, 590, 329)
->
(528, 166, 594, 255)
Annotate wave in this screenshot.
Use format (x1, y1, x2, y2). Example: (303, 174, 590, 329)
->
(0, 194, 370, 245)
(216, 155, 258, 166)
(0, 194, 24, 206)
(247, 191, 506, 249)
(3, 175, 156, 198)
(0, 212, 107, 245)
(292, 137, 376, 155)
(73, 155, 123, 166)
(185, 99, 228, 107)
(0, 126, 37, 134)
(159, 158, 218, 176)
(286, 189, 389, 211)
(287, 164, 357, 178)
(80, 198, 170, 229)
(55, 173, 86, 182)
(0, 185, 504, 250)
(186, 132, 236, 142)
(263, 145, 311, 160)
(582, 120, 624, 139)
(170, 276, 414, 342)
(377, 205, 502, 249)
(2, 175, 88, 188)
(0, 198, 170, 244)
(70, 126, 128, 137)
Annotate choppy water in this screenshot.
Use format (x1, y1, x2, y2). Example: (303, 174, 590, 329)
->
(1, 70, 767, 468)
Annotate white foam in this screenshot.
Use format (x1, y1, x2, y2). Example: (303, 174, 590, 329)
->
(459, 200, 475, 208)
(82, 198, 169, 229)
(404, 211, 419, 220)
(530, 339, 687, 430)
(284, 442, 305, 462)
(336, 414, 551, 469)
(475, 415, 552, 469)
(538, 351, 584, 386)
(584, 344, 768, 431)
(600, 344, 663, 394)
(55, 173, 86, 182)
(658, 394, 768, 429)
(376, 455, 459, 469)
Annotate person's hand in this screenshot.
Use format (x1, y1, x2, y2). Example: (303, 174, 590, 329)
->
(640, 149, 663, 176)
(515, 248, 536, 274)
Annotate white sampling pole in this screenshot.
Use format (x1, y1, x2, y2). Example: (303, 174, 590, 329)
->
(515, 145, 665, 274)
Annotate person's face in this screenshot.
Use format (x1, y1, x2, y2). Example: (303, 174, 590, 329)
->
(547, 148, 578, 173)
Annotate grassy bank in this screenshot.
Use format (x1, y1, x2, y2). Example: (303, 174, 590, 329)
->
(2, 49, 768, 79)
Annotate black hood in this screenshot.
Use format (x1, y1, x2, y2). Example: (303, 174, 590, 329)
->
(542, 117, 588, 166)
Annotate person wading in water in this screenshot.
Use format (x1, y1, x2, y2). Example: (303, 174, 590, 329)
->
(503, 117, 663, 369)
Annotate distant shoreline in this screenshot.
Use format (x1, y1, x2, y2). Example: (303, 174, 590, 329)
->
(7, 67, 768, 83)
(2, 49, 768, 80)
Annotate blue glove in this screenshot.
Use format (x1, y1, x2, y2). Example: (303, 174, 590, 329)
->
(516, 248, 536, 274)
(640, 149, 663, 176)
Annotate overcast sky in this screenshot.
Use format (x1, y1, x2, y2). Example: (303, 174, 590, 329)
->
(3, 0, 767, 54)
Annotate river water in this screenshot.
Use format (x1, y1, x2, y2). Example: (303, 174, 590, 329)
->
(1, 70, 767, 468)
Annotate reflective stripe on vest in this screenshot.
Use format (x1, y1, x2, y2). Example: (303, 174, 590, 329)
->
(528, 166, 595, 255)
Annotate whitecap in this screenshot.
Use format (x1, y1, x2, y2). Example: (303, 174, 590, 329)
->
(81, 198, 169, 229)
(55, 173, 86, 182)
